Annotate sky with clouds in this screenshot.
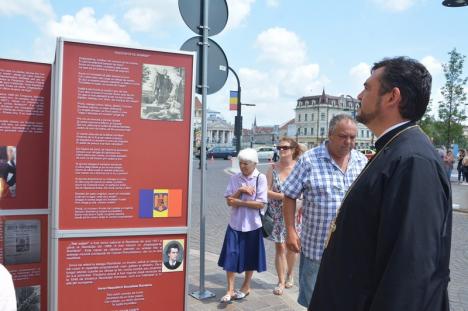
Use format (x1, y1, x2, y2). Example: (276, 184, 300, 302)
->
(0, 0, 467, 127)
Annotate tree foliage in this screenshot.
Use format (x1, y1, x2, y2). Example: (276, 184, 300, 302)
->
(438, 48, 468, 147)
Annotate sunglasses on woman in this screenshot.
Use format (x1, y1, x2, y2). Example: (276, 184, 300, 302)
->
(276, 146, 293, 151)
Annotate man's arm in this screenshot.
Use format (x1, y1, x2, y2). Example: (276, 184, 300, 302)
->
(283, 195, 300, 253)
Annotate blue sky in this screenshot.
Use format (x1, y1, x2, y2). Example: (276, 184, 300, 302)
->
(0, 0, 467, 127)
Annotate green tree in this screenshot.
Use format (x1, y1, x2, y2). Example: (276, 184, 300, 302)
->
(438, 48, 468, 147)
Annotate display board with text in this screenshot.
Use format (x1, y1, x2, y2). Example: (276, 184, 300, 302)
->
(1, 215, 48, 310)
(0, 59, 51, 311)
(54, 40, 194, 230)
(51, 39, 194, 311)
(0, 59, 50, 210)
(58, 234, 186, 310)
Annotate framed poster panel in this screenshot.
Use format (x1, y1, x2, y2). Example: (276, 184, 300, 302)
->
(0, 214, 48, 311)
(57, 234, 187, 310)
(52, 39, 195, 230)
(0, 59, 51, 210)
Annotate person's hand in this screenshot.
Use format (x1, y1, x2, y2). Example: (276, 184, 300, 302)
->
(286, 229, 301, 253)
(239, 185, 255, 196)
(227, 197, 239, 207)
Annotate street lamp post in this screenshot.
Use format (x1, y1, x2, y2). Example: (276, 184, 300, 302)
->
(346, 95, 356, 119)
(228, 66, 255, 154)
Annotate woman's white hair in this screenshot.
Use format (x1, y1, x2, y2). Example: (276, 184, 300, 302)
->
(238, 148, 258, 164)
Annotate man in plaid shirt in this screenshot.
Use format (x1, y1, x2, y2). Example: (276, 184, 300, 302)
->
(282, 114, 367, 307)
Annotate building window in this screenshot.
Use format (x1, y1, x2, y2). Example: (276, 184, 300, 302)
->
(304, 128, 308, 135)
(320, 113, 325, 121)
(311, 127, 314, 135)
(298, 114, 301, 122)
(305, 114, 308, 121)
(320, 127, 325, 136)
(311, 113, 314, 121)
(361, 130, 364, 137)
(366, 130, 370, 138)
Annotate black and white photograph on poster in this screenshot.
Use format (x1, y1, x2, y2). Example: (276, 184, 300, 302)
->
(3, 219, 41, 265)
(162, 239, 184, 272)
(15, 285, 40, 311)
(0, 146, 16, 199)
(141, 64, 185, 121)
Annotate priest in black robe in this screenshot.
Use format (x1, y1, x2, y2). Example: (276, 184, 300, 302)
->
(309, 57, 452, 311)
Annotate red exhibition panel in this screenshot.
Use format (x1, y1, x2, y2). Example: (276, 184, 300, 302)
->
(58, 234, 187, 310)
(57, 41, 194, 229)
(0, 215, 48, 310)
(0, 59, 50, 209)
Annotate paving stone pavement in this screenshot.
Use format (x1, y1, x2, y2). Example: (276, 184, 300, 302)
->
(188, 159, 468, 310)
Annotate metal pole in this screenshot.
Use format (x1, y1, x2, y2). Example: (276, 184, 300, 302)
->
(191, 0, 215, 300)
(229, 67, 242, 154)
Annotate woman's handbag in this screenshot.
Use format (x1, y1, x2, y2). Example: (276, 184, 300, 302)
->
(260, 205, 274, 238)
(256, 174, 274, 238)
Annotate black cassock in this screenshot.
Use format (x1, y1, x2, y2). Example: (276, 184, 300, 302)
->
(309, 122, 452, 311)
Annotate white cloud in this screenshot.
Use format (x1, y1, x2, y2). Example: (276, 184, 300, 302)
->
(225, 0, 256, 30)
(371, 0, 418, 11)
(349, 62, 371, 83)
(239, 68, 280, 102)
(215, 28, 326, 126)
(266, 0, 280, 7)
(123, 0, 181, 33)
(281, 64, 323, 96)
(420, 55, 443, 77)
(255, 27, 307, 67)
(0, 0, 54, 21)
(47, 7, 132, 45)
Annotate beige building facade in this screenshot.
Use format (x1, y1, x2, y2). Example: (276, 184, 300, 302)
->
(295, 90, 374, 149)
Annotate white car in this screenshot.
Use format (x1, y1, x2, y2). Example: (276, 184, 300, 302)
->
(256, 146, 276, 161)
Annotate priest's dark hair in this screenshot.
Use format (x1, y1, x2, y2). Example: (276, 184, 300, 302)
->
(372, 56, 432, 121)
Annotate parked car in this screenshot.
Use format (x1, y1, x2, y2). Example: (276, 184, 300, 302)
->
(358, 148, 376, 160)
(256, 146, 276, 161)
(205, 146, 237, 160)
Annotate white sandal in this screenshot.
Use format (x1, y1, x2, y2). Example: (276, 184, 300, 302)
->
(220, 294, 232, 303)
(233, 289, 250, 300)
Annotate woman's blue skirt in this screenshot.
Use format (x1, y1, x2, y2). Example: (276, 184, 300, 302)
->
(217, 225, 266, 273)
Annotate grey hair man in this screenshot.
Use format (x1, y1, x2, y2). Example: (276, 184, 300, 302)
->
(282, 114, 368, 307)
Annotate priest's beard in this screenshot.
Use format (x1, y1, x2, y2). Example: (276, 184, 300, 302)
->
(356, 97, 382, 125)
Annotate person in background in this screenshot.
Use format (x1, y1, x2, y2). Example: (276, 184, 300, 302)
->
(266, 137, 303, 295)
(443, 149, 455, 181)
(457, 149, 466, 183)
(0, 264, 16, 311)
(462, 149, 468, 184)
(309, 56, 452, 310)
(218, 148, 268, 303)
(282, 114, 367, 307)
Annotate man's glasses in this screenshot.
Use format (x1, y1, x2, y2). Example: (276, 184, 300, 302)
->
(276, 146, 293, 151)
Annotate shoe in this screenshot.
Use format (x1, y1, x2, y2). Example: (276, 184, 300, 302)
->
(273, 284, 284, 295)
(220, 294, 232, 303)
(233, 289, 250, 300)
(285, 275, 294, 289)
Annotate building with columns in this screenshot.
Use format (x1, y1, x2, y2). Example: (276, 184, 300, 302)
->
(193, 97, 234, 147)
(295, 90, 374, 149)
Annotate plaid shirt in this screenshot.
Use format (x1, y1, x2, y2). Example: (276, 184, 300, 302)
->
(283, 143, 367, 261)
